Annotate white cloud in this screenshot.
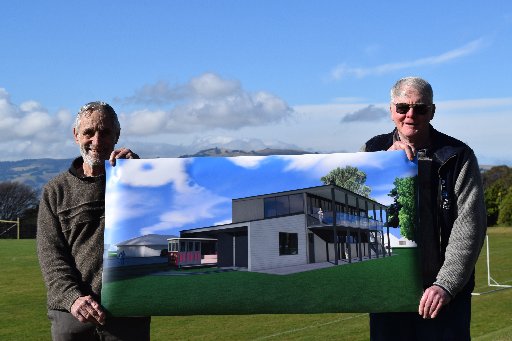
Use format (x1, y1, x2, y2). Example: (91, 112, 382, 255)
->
(123, 109, 168, 135)
(372, 193, 394, 206)
(110, 158, 192, 190)
(331, 38, 485, 80)
(120, 73, 293, 135)
(278, 151, 417, 180)
(0, 88, 75, 159)
(341, 104, 388, 122)
(189, 73, 240, 99)
(105, 190, 161, 230)
(105, 158, 231, 235)
(140, 186, 230, 235)
(1, 80, 511, 167)
(214, 218, 232, 226)
(19, 111, 55, 137)
(228, 156, 267, 169)
(120, 73, 240, 104)
(279, 152, 386, 176)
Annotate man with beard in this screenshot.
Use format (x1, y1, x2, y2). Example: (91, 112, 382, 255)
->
(37, 102, 150, 340)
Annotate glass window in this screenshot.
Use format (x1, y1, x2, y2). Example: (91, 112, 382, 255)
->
(279, 232, 298, 255)
(275, 196, 289, 216)
(289, 194, 304, 214)
(264, 197, 277, 218)
(170, 241, 178, 252)
(180, 241, 186, 252)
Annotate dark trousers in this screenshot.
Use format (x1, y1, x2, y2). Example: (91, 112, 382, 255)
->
(48, 310, 151, 341)
(370, 294, 471, 341)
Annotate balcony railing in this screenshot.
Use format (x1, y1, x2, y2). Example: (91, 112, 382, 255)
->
(311, 209, 384, 231)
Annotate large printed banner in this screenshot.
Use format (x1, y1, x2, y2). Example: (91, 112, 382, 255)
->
(102, 151, 421, 316)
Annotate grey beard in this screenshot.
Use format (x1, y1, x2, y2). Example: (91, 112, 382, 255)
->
(80, 144, 104, 167)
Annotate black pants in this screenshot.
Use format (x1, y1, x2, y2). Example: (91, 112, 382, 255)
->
(48, 310, 151, 341)
(369, 294, 471, 341)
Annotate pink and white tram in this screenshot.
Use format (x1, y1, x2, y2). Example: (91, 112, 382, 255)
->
(167, 238, 217, 268)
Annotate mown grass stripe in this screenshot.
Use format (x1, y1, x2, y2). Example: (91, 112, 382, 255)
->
(252, 313, 367, 340)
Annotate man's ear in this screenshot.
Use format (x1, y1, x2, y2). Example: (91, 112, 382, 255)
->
(73, 128, 79, 144)
(115, 130, 120, 144)
(431, 104, 436, 120)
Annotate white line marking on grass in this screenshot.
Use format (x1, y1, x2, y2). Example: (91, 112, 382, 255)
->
(252, 314, 367, 340)
(472, 286, 512, 295)
(472, 278, 512, 295)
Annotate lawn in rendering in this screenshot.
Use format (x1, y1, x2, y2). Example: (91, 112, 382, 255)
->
(102, 151, 422, 315)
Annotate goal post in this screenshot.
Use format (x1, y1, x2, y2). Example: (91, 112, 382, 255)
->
(0, 218, 20, 239)
(472, 234, 512, 296)
(485, 234, 512, 289)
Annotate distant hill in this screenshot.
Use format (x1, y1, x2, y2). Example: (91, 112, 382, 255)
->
(179, 147, 313, 158)
(0, 148, 313, 191)
(1, 151, 499, 193)
(0, 158, 72, 192)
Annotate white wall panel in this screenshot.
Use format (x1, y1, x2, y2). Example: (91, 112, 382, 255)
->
(249, 214, 307, 271)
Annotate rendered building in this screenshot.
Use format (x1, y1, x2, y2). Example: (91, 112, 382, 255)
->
(116, 233, 176, 257)
(181, 184, 388, 272)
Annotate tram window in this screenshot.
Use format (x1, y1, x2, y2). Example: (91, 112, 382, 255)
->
(194, 241, 200, 251)
(180, 242, 186, 252)
(188, 241, 194, 252)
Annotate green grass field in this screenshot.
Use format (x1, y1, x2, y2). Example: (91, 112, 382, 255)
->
(102, 248, 421, 316)
(1, 227, 511, 340)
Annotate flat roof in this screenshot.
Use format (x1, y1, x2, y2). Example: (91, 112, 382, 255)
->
(233, 184, 388, 209)
(167, 237, 217, 241)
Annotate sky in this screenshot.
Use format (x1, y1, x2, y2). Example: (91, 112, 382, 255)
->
(104, 151, 416, 246)
(1, 1, 512, 165)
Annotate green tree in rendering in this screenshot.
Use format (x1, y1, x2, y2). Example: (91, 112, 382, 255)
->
(387, 176, 417, 241)
(385, 186, 400, 228)
(321, 166, 371, 198)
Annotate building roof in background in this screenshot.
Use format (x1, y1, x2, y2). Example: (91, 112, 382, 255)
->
(116, 234, 176, 246)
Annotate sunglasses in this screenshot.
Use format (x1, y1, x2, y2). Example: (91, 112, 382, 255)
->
(393, 103, 433, 115)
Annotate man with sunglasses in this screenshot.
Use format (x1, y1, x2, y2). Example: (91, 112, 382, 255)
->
(361, 77, 486, 340)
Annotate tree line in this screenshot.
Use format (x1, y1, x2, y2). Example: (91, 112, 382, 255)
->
(0, 181, 39, 238)
(482, 165, 512, 226)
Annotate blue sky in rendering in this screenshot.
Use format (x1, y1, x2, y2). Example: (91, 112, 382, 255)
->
(2, 1, 512, 165)
(104, 151, 416, 246)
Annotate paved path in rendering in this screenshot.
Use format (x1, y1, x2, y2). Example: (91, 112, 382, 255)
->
(254, 254, 393, 275)
(104, 256, 167, 268)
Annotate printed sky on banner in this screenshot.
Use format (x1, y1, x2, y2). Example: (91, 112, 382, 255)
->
(104, 151, 416, 247)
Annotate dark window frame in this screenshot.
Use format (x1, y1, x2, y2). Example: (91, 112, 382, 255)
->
(264, 194, 304, 219)
(279, 232, 298, 255)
